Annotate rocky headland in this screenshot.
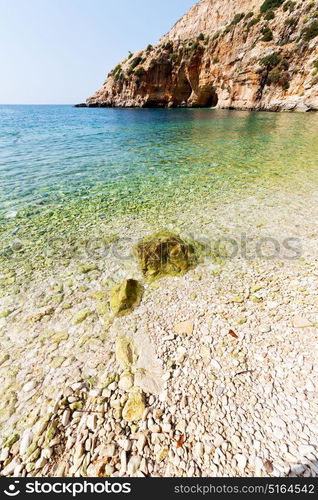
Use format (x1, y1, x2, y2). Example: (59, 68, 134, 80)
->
(81, 0, 318, 111)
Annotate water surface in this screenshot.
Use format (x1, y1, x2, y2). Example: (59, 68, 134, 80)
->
(1, 105, 318, 289)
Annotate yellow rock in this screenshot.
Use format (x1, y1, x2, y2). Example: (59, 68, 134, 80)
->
(122, 391, 145, 422)
(156, 447, 168, 463)
(115, 336, 134, 368)
(110, 279, 143, 316)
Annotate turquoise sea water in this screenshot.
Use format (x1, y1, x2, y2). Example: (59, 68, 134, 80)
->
(1, 105, 318, 289)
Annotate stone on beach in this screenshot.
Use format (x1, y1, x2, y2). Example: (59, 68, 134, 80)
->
(122, 391, 146, 422)
(116, 335, 134, 369)
(110, 279, 143, 316)
(292, 316, 313, 328)
(174, 320, 194, 336)
(135, 232, 199, 279)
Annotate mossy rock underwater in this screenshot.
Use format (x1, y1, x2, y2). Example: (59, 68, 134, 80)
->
(134, 231, 201, 279)
(110, 279, 144, 316)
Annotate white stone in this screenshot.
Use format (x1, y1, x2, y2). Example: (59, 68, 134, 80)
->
(235, 454, 247, 473)
(292, 316, 312, 328)
(120, 439, 131, 452)
(299, 444, 316, 457)
(127, 455, 141, 475)
(41, 447, 53, 459)
(2, 458, 19, 476)
(87, 414, 97, 432)
(306, 380, 315, 392)
(137, 434, 146, 454)
(23, 381, 37, 392)
(272, 427, 285, 440)
(194, 442, 204, 459)
(176, 420, 187, 433)
(162, 423, 172, 433)
(19, 430, 32, 456)
(269, 417, 286, 428)
(108, 382, 118, 391)
(118, 374, 133, 391)
(89, 389, 101, 397)
(211, 360, 221, 371)
(120, 450, 127, 474)
(0, 447, 10, 461)
(35, 456, 47, 469)
(176, 347, 187, 363)
(62, 409, 71, 426)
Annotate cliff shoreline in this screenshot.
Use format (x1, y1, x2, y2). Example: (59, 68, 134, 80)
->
(80, 0, 318, 112)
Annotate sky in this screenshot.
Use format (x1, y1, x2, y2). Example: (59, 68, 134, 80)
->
(0, 0, 195, 104)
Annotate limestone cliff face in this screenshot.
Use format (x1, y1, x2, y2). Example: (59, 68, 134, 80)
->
(85, 0, 318, 111)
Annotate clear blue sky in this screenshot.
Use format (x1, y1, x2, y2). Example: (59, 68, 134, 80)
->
(0, 0, 195, 104)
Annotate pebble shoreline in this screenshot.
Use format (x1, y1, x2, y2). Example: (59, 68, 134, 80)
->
(0, 188, 318, 478)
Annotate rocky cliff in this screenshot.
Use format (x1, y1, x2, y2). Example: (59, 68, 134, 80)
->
(84, 0, 318, 111)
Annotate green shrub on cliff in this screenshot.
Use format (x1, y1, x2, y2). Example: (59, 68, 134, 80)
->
(170, 53, 179, 63)
(283, 1, 296, 12)
(264, 10, 275, 20)
(149, 58, 157, 69)
(285, 17, 297, 26)
(268, 69, 290, 88)
(164, 41, 173, 51)
(114, 72, 123, 83)
(112, 64, 122, 76)
(231, 13, 245, 25)
(302, 20, 318, 40)
(134, 67, 145, 77)
(305, 1, 316, 12)
(190, 41, 199, 52)
(260, 52, 282, 68)
(246, 16, 261, 29)
(268, 69, 282, 83)
(129, 56, 143, 71)
(260, 51, 290, 88)
(262, 26, 274, 41)
(260, 0, 284, 13)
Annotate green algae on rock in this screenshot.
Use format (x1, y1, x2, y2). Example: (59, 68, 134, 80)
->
(4, 433, 19, 448)
(135, 232, 200, 279)
(110, 279, 143, 316)
(72, 309, 92, 325)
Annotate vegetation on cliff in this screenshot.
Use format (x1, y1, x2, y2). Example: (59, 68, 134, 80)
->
(84, 0, 318, 111)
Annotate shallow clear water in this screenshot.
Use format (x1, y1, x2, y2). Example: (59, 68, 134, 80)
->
(1, 105, 318, 287)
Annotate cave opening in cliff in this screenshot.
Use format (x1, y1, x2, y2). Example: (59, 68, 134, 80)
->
(204, 91, 218, 108)
(194, 88, 219, 108)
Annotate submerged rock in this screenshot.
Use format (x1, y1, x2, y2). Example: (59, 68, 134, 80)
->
(135, 232, 199, 279)
(110, 279, 143, 316)
(122, 390, 145, 422)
